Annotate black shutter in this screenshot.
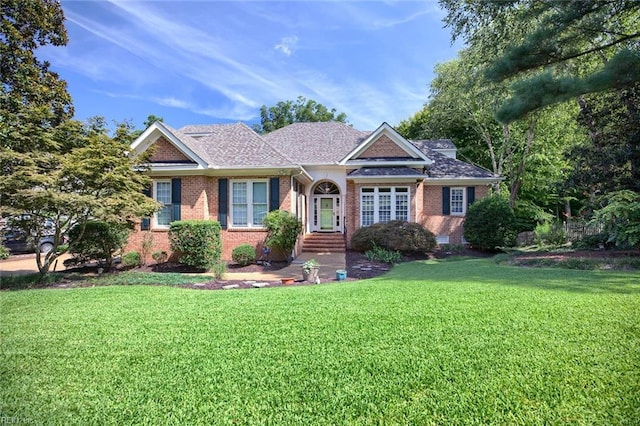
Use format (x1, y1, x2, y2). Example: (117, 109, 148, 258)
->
(442, 187, 450, 215)
(218, 178, 228, 229)
(141, 185, 152, 230)
(269, 177, 280, 211)
(467, 187, 475, 208)
(171, 178, 181, 222)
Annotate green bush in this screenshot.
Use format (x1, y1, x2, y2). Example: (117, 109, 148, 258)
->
(152, 251, 168, 263)
(592, 190, 640, 249)
(364, 242, 402, 264)
(232, 244, 256, 266)
(573, 233, 610, 250)
(534, 222, 568, 247)
(210, 262, 227, 280)
(464, 193, 517, 251)
(122, 251, 142, 267)
(0, 244, 9, 260)
(169, 220, 222, 269)
(68, 221, 130, 266)
(263, 210, 302, 261)
(351, 221, 437, 253)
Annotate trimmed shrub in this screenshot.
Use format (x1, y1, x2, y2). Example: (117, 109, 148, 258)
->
(152, 250, 168, 263)
(263, 210, 302, 261)
(68, 221, 130, 266)
(122, 251, 142, 267)
(464, 194, 517, 251)
(351, 221, 436, 253)
(534, 222, 568, 247)
(169, 220, 222, 269)
(232, 244, 256, 266)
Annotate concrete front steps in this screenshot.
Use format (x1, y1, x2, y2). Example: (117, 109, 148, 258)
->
(302, 232, 346, 253)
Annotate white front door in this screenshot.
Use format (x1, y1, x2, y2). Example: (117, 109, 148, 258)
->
(313, 196, 341, 232)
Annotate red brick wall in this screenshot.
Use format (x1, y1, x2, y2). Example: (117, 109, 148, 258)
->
(357, 135, 413, 158)
(149, 137, 193, 162)
(127, 175, 293, 262)
(418, 185, 490, 244)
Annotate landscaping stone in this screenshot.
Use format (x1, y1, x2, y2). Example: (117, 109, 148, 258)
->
(252, 282, 269, 288)
(222, 284, 240, 290)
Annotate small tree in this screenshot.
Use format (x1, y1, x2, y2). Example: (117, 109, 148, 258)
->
(68, 221, 130, 267)
(464, 193, 517, 251)
(263, 210, 302, 261)
(169, 220, 222, 269)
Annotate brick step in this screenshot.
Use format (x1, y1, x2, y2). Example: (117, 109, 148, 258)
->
(302, 233, 346, 253)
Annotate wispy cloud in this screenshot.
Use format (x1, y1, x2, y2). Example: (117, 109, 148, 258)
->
(274, 36, 298, 57)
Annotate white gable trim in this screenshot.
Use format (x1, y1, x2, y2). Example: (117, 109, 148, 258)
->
(339, 122, 431, 165)
(130, 122, 208, 169)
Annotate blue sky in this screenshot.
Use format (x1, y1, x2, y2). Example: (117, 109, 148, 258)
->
(41, 1, 463, 131)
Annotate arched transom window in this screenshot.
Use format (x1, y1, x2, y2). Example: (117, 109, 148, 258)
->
(313, 181, 340, 195)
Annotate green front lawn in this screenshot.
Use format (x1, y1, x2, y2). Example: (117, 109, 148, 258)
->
(1, 259, 639, 424)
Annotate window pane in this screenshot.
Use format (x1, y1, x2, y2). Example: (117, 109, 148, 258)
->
(379, 194, 391, 223)
(253, 182, 267, 203)
(362, 194, 374, 226)
(157, 205, 172, 226)
(155, 182, 171, 204)
(233, 204, 247, 226)
(396, 194, 409, 221)
(451, 188, 464, 214)
(253, 204, 267, 226)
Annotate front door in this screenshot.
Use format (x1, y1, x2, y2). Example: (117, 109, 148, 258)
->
(320, 197, 334, 231)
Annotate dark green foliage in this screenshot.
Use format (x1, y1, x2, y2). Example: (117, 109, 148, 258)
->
(0, 244, 9, 260)
(152, 250, 168, 263)
(534, 222, 568, 247)
(121, 251, 141, 267)
(592, 190, 640, 249)
(464, 194, 517, 250)
(573, 233, 611, 251)
(364, 243, 402, 264)
(254, 96, 348, 134)
(263, 210, 302, 261)
(231, 243, 256, 266)
(68, 221, 130, 266)
(169, 220, 222, 269)
(351, 221, 437, 253)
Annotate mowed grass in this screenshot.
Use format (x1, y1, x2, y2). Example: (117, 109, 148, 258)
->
(1, 259, 639, 425)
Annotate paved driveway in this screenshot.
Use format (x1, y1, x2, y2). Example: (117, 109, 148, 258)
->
(0, 253, 70, 276)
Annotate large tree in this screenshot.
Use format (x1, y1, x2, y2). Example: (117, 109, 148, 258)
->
(439, 0, 640, 123)
(253, 96, 348, 134)
(0, 1, 157, 276)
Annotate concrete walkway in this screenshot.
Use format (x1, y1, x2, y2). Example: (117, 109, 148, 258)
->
(0, 252, 346, 282)
(224, 251, 346, 281)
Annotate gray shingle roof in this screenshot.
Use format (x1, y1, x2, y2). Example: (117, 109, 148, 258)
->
(263, 122, 370, 165)
(347, 167, 424, 177)
(411, 139, 456, 150)
(174, 123, 291, 167)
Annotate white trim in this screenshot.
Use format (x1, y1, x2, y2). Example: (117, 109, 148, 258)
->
(153, 179, 172, 229)
(340, 122, 431, 165)
(450, 187, 466, 216)
(229, 179, 269, 229)
(130, 122, 208, 169)
(360, 186, 410, 227)
(423, 178, 501, 186)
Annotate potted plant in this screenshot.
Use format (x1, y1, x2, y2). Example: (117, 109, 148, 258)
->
(302, 259, 320, 282)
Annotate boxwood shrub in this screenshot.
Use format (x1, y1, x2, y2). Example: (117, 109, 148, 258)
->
(232, 243, 256, 266)
(169, 220, 221, 269)
(464, 193, 517, 251)
(68, 221, 130, 266)
(351, 221, 437, 253)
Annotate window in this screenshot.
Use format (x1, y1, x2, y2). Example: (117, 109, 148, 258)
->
(450, 187, 465, 215)
(231, 180, 268, 227)
(360, 187, 409, 226)
(154, 180, 172, 227)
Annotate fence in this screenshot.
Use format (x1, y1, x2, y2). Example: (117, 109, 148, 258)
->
(564, 220, 603, 242)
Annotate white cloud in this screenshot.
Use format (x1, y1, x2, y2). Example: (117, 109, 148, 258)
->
(274, 36, 299, 57)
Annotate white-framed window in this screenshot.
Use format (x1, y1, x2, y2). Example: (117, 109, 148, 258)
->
(450, 187, 466, 215)
(360, 187, 409, 226)
(231, 180, 268, 227)
(154, 180, 172, 228)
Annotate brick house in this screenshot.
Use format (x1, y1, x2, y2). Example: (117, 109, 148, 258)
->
(127, 121, 500, 260)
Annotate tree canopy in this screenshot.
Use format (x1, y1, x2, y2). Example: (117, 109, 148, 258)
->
(253, 96, 348, 134)
(0, 1, 157, 275)
(440, 0, 640, 123)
